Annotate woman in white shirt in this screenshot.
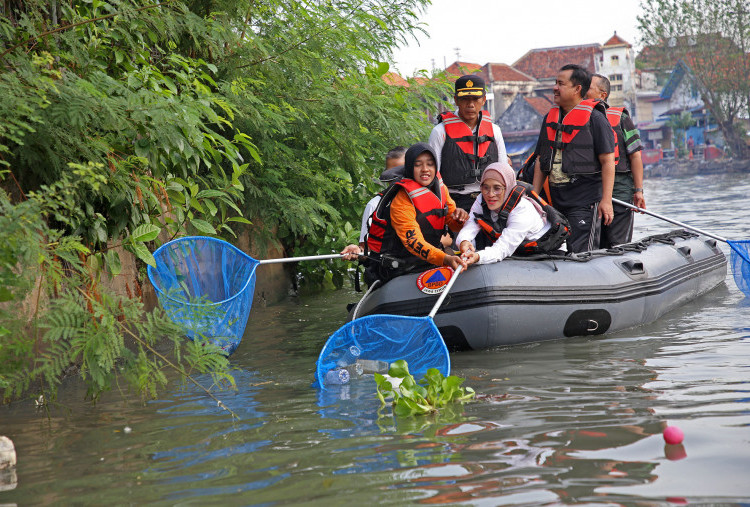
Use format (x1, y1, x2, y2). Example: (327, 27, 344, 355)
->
(457, 162, 553, 265)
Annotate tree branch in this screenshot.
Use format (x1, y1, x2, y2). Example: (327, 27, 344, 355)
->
(76, 287, 239, 419)
(234, 2, 362, 70)
(120, 321, 240, 419)
(0, 0, 177, 63)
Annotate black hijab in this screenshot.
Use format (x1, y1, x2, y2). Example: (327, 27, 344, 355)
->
(402, 142, 440, 197)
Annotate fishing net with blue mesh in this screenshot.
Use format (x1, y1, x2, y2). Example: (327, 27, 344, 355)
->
(148, 236, 258, 355)
(728, 240, 750, 297)
(316, 314, 451, 389)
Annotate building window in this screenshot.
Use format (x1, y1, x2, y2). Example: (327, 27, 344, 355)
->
(609, 74, 623, 82)
(612, 84, 623, 91)
(611, 55, 620, 65)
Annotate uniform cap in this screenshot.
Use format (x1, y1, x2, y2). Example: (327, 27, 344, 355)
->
(455, 74, 486, 97)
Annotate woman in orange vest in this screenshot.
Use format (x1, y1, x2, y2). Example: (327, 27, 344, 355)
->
(342, 143, 468, 282)
(385, 143, 468, 271)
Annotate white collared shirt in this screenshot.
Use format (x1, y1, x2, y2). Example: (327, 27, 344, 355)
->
(456, 194, 551, 264)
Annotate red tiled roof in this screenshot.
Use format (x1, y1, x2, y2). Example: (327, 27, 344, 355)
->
(482, 63, 535, 82)
(382, 71, 409, 87)
(524, 96, 553, 116)
(444, 61, 483, 78)
(603, 32, 631, 48)
(512, 44, 601, 80)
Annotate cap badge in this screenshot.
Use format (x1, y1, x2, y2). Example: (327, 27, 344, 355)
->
(466, 80, 473, 87)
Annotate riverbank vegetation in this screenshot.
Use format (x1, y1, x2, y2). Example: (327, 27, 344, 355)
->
(0, 0, 452, 404)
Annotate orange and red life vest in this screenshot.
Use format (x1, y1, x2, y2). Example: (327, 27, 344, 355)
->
(605, 106, 631, 173)
(366, 178, 448, 263)
(437, 110, 499, 187)
(538, 99, 608, 176)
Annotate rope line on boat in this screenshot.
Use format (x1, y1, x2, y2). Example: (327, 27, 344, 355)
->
(509, 229, 697, 264)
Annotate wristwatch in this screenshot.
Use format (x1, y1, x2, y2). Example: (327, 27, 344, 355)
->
(634, 188, 644, 193)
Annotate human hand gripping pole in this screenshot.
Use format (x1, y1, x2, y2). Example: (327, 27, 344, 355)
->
(315, 265, 464, 389)
(613, 198, 750, 297)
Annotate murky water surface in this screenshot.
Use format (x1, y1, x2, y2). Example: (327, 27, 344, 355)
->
(2, 173, 750, 505)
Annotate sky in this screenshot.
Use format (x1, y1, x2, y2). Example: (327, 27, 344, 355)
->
(391, 0, 644, 76)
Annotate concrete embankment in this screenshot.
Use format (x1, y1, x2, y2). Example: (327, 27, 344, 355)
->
(644, 158, 750, 178)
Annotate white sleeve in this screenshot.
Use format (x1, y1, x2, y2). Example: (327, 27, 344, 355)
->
(493, 124, 507, 162)
(428, 124, 446, 169)
(359, 196, 381, 243)
(455, 195, 484, 247)
(477, 200, 542, 264)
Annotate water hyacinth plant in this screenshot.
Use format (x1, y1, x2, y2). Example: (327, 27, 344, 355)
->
(374, 360, 475, 417)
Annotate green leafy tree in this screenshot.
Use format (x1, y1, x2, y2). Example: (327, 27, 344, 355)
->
(0, 189, 236, 410)
(638, 0, 750, 159)
(0, 0, 449, 403)
(216, 0, 451, 285)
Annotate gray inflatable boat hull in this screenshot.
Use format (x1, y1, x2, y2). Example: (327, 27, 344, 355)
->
(351, 231, 727, 350)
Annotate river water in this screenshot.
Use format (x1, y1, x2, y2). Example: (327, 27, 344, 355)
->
(2, 173, 750, 505)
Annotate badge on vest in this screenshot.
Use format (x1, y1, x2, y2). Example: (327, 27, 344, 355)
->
(416, 266, 455, 294)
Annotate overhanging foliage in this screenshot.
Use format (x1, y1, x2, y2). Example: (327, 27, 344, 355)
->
(0, 0, 452, 404)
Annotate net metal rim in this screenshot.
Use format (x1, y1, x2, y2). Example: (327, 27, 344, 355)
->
(147, 235, 259, 307)
(315, 314, 451, 390)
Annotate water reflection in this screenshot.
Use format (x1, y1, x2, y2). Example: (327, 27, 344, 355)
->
(2, 173, 750, 503)
(404, 337, 670, 504)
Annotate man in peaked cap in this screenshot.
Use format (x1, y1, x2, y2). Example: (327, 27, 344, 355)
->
(429, 74, 508, 212)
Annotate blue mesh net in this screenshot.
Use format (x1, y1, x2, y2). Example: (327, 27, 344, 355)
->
(147, 236, 259, 355)
(728, 240, 750, 297)
(316, 314, 450, 390)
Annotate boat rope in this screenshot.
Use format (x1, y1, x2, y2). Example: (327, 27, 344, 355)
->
(509, 229, 698, 264)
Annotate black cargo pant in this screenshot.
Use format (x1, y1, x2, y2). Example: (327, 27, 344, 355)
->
(600, 200, 634, 248)
(558, 202, 601, 253)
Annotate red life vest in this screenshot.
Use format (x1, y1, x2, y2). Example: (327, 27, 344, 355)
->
(605, 106, 631, 173)
(538, 99, 609, 176)
(366, 178, 448, 263)
(437, 110, 499, 188)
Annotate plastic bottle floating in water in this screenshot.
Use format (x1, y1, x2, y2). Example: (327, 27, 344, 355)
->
(356, 359, 390, 374)
(336, 345, 361, 367)
(345, 362, 364, 377)
(325, 368, 350, 385)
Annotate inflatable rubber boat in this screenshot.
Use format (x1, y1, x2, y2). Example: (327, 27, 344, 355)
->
(350, 230, 727, 351)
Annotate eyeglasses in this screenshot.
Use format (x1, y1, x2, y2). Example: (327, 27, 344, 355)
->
(481, 185, 505, 196)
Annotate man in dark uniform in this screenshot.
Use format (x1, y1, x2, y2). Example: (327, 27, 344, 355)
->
(532, 64, 615, 253)
(429, 74, 508, 212)
(586, 73, 646, 247)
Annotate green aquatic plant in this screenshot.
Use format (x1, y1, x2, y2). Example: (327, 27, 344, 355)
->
(374, 360, 475, 417)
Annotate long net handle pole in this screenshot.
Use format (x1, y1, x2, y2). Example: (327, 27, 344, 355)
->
(613, 198, 727, 243)
(428, 265, 463, 319)
(259, 253, 345, 264)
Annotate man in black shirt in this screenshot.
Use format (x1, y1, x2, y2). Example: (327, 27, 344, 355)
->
(532, 64, 615, 253)
(586, 73, 646, 247)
